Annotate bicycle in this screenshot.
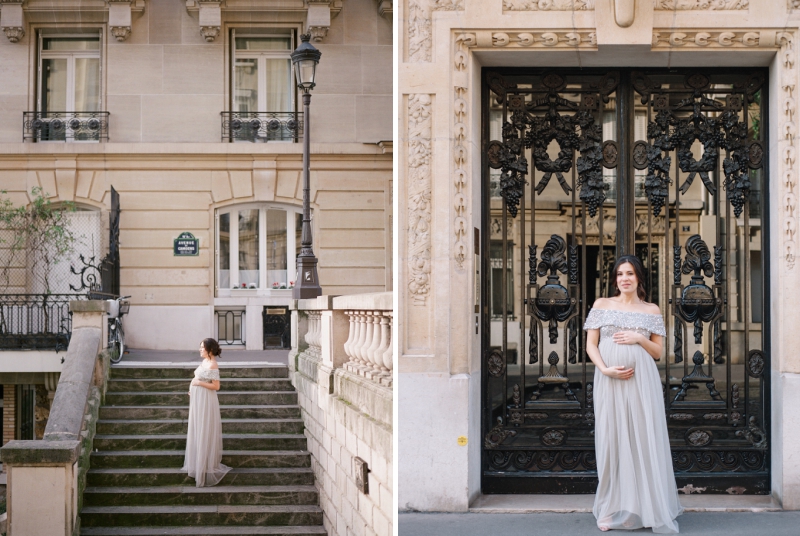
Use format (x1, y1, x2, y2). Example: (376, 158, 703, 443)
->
(108, 295, 131, 364)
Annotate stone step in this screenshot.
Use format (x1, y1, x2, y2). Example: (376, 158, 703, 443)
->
(96, 419, 304, 435)
(81, 525, 327, 535)
(105, 391, 297, 406)
(110, 366, 289, 380)
(80, 505, 323, 527)
(89, 450, 311, 469)
(86, 468, 315, 488)
(99, 405, 301, 420)
(92, 434, 307, 451)
(107, 378, 294, 393)
(83, 485, 319, 507)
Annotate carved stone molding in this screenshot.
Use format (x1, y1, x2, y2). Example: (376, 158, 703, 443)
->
(652, 30, 775, 48)
(408, 94, 433, 305)
(109, 26, 131, 41)
(200, 25, 219, 42)
(504, 0, 593, 9)
(377, 0, 393, 17)
(306, 0, 331, 42)
(409, 0, 464, 63)
(461, 30, 597, 49)
(655, 0, 748, 8)
(778, 31, 798, 269)
(108, 0, 134, 41)
(453, 34, 469, 268)
(0, 0, 24, 43)
(792, 1, 800, 12)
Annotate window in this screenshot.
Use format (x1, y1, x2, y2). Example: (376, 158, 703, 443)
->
(216, 205, 304, 294)
(36, 35, 102, 141)
(228, 33, 297, 142)
(490, 241, 514, 318)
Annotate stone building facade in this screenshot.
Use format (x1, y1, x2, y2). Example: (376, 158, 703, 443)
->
(0, 0, 392, 442)
(399, 0, 800, 512)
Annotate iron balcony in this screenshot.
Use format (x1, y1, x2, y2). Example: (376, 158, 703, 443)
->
(220, 111, 303, 142)
(23, 111, 110, 142)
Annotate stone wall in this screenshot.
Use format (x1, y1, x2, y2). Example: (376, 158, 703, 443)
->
(290, 293, 393, 536)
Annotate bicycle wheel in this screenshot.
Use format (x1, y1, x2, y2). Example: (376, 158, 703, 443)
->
(118, 323, 126, 359)
(110, 322, 123, 363)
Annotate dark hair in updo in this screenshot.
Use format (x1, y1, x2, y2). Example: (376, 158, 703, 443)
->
(202, 338, 222, 358)
(611, 255, 649, 302)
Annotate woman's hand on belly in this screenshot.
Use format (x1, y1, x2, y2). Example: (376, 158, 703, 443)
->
(600, 365, 635, 380)
(612, 330, 646, 346)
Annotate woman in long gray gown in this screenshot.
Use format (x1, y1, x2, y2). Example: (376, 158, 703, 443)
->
(584, 255, 683, 533)
(181, 337, 231, 487)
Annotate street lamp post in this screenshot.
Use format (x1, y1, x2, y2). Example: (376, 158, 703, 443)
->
(292, 33, 322, 299)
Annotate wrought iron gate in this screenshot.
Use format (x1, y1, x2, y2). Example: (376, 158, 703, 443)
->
(71, 186, 121, 298)
(482, 69, 769, 494)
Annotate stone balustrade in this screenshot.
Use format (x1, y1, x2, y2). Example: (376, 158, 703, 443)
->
(342, 310, 393, 387)
(304, 310, 322, 358)
(289, 292, 392, 536)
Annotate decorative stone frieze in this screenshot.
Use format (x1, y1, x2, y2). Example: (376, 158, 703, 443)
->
(453, 34, 470, 268)
(778, 31, 798, 269)
(503, 0, 593, 9)
(652, 29, 777, 48)
(655, 0, 748, 9)
(0, 0, 24, 43)
(407, 94, 433, 305)
(408, 0, 463, 63)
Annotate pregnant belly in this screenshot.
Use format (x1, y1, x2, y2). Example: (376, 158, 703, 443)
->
(598, 339, 644, 370)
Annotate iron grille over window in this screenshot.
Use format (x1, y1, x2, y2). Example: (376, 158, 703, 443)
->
(220, 111, 302, 142)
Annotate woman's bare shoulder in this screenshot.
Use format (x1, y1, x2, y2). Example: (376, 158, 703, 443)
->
(643, 302, 661, 315)
(592, 297, 614, 310)
(208, 361, 219, 369)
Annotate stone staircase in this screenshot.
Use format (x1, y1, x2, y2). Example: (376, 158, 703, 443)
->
(79, 363, 326, 535)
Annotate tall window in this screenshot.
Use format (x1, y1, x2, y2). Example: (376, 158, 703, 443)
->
(231, 33, 296, 142)
(217, 205, 304, 294)
(38, 36, 101, 141)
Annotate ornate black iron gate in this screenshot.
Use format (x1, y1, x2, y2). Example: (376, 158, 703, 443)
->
(71, 186, 121, 298)
(482, 69, 770, 494)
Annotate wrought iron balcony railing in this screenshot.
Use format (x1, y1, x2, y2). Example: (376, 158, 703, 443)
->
(220, 112, 302, 142)
(23, 112, 109, 142)
(0, 293, 86, 351)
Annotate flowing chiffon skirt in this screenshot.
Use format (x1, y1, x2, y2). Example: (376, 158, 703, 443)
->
(593, 338, 684, 533)
(181, 384, 230, 487)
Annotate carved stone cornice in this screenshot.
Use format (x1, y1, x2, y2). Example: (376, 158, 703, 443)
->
(503, 0, 593, 10)
(452, 30, 597, 49)
(655, 0, 748, 9)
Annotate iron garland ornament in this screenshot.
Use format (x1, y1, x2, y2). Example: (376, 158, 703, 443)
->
(488, 71, 616, 218)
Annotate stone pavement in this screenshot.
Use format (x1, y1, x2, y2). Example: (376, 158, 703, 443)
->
(399, 511, 800, 535)
(119, 348, 289, 365)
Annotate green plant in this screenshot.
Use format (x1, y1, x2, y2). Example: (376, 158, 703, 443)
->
(0, 187, 77, 294)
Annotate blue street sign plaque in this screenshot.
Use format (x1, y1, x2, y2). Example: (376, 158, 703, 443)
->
(174, 232, 199, 256)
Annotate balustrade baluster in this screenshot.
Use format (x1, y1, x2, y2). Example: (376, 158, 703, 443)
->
(343, 310, 355, 361)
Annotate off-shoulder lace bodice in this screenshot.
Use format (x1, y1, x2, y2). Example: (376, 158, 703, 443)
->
(583, 308, 666, 340)
(193, 362, 220, 382)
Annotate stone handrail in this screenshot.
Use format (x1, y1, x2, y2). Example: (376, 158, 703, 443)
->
(0, 300, 109, 536)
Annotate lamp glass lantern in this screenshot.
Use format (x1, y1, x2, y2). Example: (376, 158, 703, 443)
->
(291, 34, 321, 92)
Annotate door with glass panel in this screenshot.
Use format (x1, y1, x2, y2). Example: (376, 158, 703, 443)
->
(36, 36, 102, 141)
(482, 69, 770, 494)
(229, 34, 297, 142)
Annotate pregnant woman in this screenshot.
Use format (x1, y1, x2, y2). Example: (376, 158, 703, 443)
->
(181, 337, 231, 487)
(584, 255, 683, 533)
